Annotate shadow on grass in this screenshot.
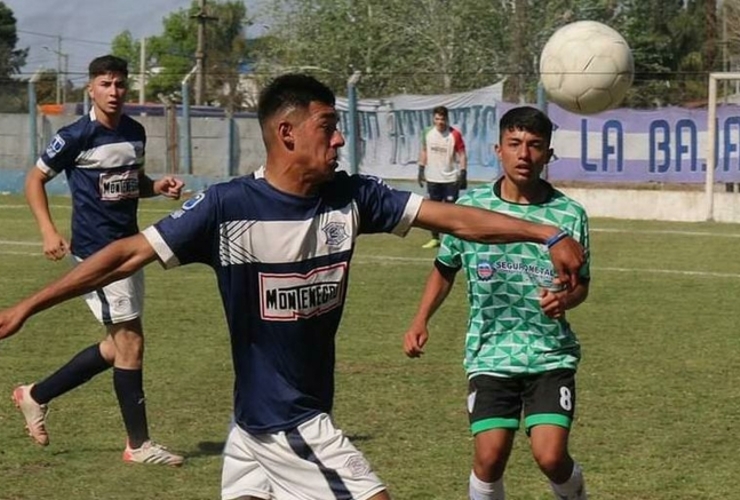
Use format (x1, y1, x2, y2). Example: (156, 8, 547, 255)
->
(189, 441, 225, 458)
(346, 434, 373, 442)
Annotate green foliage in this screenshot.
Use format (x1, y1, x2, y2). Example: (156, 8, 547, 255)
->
(255, 0, 721, 106)
(111, 0, 252, 105)
(2, 195, 740, 499)
(0, 1, 27, 77)
(0, 1, 28, 111)
(262, 0, 516, 97)
(110, 31, 140, 71)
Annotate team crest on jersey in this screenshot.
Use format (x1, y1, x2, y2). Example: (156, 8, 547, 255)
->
(182, 192, 206, 211)
(46, 134, 66, 159)
(476, 261, 495, 281)
(322, 221, 349, 246)
(344, 454, 371, 478)
(259, 263, 347, 321)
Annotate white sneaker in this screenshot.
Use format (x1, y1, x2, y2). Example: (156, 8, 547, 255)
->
(122, 440, 184, 466)
(12, 384, 49, 446)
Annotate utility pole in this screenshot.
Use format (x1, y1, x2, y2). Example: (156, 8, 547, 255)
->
(56, 36, 62, 105)
(61, 52, 69, 104)
(192, 0, 217, 106)
(139, 37, 147, 104)
(43, 38, 69, 105)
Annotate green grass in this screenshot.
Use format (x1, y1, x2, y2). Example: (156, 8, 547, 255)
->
(1, 194, 740, 499)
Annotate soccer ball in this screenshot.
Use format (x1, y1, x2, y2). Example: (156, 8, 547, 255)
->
(539, 21, 634, 114)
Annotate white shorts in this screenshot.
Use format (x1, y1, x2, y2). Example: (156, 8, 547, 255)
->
(71, 255, 145, 325)
(221, 413, 385, 500)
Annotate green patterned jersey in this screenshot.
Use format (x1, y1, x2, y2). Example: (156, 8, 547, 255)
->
(437, 179, 590, 377)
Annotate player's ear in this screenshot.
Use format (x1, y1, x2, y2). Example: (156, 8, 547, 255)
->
(278, 121, 295, 150)
(546, 148, 554, 162)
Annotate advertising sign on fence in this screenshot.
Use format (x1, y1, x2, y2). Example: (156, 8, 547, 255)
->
(338, 85, 740, 184)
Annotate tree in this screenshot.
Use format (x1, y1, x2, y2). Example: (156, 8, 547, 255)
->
(111, 30, 141, 71)
(258, 0, 629, 100)
(617, 0, 709, 107)
(0, 2, 27, 77)
(260, 0, 513, 97)
(255, 0, 724, 106)
(0, 2, 28, 112)
(111, 0, 252, 106)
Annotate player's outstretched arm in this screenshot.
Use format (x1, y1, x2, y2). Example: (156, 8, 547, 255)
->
(404, 266, 456, 358)
(413, 200, 585, 289)
(0, 234, 157, 341)
(25, 168, 69, 261)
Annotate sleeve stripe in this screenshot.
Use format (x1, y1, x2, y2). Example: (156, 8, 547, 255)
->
(392, 193, 424, 236)
(451, 128, 466, 152)
(36, 160, 58, 178)
(141, 226, 180, 269)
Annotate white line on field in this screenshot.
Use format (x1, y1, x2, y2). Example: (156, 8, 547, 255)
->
(0, 204, 173, 213)
(591, 227, 740, 238)
(2, 239, 740, 279)
(2, 208, 740, 238)
(0, 247, 737, 279)
(352, 255, 740, 279)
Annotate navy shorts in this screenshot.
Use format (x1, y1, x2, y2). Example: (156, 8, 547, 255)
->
(427, 181, 459, 203)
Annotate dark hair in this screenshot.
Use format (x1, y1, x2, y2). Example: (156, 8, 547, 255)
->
(257, 74, 336, 127)
(88, 55, 128, 79)
(432, 105, 449, 120)
(499, 106, 553, 143)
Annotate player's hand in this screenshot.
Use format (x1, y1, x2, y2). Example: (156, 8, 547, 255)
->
(0, 305, 28, 341)
(41, 230, 69, 261)
(548, 235, 585, 291)
(155, 176, 185, 200)
(459, 169, 468, 190)
(403, 324, 429, 358)
(539, 279, 568, 319)
(417, 166, 425, 188)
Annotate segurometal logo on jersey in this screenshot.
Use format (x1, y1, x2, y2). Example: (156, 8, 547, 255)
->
(259, 263, 347, 321)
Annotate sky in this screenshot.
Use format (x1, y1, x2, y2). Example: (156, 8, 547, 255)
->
(5, 0, 265, 87)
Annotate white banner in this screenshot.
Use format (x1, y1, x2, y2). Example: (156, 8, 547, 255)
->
(336, 82, 505, 180)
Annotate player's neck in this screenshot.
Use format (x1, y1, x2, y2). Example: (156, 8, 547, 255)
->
(499, 178, 549, 204)
(93, 107, 122, 130)
(263, 162, 319, 198)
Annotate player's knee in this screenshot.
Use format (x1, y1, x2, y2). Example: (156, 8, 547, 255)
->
(532, 447, 570, 477)
(474, 443, 509, 476)
(118, 334, 144, 359)
(108, 323, 145, 363)
(98, 339, 117, 364)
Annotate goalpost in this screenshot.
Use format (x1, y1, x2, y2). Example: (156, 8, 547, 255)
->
(706, 72, 740, 221)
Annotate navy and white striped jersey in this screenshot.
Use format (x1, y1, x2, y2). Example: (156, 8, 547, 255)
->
(142, 169, 423, 434)
(37, 109, 146, 258)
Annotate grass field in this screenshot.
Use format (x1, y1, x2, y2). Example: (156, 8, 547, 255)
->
(1, 193, 740, 500)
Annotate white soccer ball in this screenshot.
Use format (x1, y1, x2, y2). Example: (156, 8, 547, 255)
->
(539, 20, 634, 114)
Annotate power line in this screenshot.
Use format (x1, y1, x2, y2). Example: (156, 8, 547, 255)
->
(18, 30, 110, 47)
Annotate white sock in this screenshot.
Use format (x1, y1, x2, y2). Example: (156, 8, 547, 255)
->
(469, 470, 505, 500)
(550, 462, 587, 500)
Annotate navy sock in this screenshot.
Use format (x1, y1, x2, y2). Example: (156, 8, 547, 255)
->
(113, 368, 149, 449)
(31, 344, 111, 405)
